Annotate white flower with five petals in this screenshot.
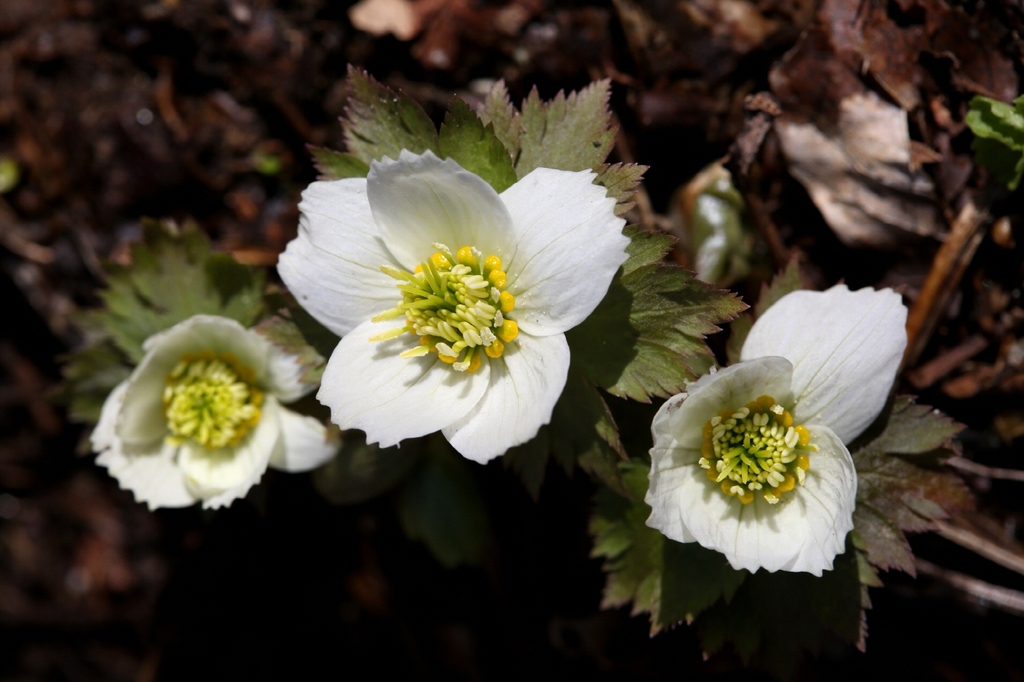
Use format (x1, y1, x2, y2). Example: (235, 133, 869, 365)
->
(278, 150, 628, 463)
(91, 315, 339, 509)
(646, 285, 907, 575)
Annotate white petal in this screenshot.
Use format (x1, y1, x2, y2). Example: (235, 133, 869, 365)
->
(741, 284, 907, 443)
(268, 406, 340, 472)
(645, 425, 856, 576)
(262, 342, 317, 403)
(179, 396, 283, 509)
(760, 424, 857, 575)
(644, 445, 704, 544)
(317, 318, 490, 448)
(278, 178, 402, 337)
(649, 357, 795, 454)
(500, 168, 628, 336)
(367, 150, 516, 271)
(91, 380, 128, 453)
(97, 440, 195, 510)
(442, 332, 570, 463)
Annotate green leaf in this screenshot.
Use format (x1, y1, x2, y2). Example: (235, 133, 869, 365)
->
(342, 67, 439, 165)
(851, 507, 915, 574)
(438, 97, 518, 193)
(725, 312, 752, 366)
(590, 462, 746, 632)
(515, 81, 617, 177)
(502, 428, 553, 500)
(396, 438, 490, 568)
(595, 163, 647, 216)
(57, 340, 131, 423)
(568, 226, 746, 401)
(313, 434, 421, 505)
(263, 287, 341, 361)
(851, 396, 972, 575)
(477, 80, 521, 162)
(251, 315, 326, 387)
(504, 367, 625, 499)
(754, 257, 804, 317)
(99, 220, 264, 363)
(966, 95, 1024, 190)
(682, 163, 752, 286)
(693, 546, 864, 679)
(309, 147, 370, 179)
(726, 259, 802, 365)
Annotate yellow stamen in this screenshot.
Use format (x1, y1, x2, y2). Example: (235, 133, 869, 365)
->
(431, 252, 451, 269)
(484, 339, 504, 358)
(483, 255, 501, 274)
(456, 246, 477, 267)
(794, 425, 810, 446)
(499, 291, 515, 313)
(488, 269, 507, 288)
(497, 319, 518, 342)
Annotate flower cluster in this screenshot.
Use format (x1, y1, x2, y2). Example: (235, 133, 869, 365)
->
(645, 285, 907, 575)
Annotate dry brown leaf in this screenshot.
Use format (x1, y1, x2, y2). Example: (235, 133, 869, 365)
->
(348, 0, 422, 41)
(776, 91, 944, 249)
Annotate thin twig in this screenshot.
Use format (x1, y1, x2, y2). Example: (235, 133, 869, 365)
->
(935, 519, 1024, 577)
(916, 558, 1024, 617)
(906, 334, 988, 389)
(946, 457, 1024, 482)
(903, 197, 988, 368)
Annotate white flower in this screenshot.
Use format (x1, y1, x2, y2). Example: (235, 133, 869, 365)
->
(278, 150, 628, 463)
(91, 315, 339, 509)
(645, 285, 907, 575)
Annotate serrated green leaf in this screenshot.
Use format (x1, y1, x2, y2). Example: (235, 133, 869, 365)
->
(590, 462, 746, 632)
(251, 315, 326, 387)
(725, 259, 802, 364)
(568, 227, 746, 401)
(343, 67, 439, 164)
(309, 147, 370, 179)
(555, 368, 626, 495)
(595, 163, 647, 216)
(502, 428, 552, 500)
(313, 434, 421, 505)
(396, 438, 489, 568)
(503, 367, 625, 499)
(99, 220, 264, 363)
(477, 80, 522, 161)
(693, 544, 863, 679)
(755, 257, 803, 317)
(966, 95, 1024, 190)
(725, 313, 752, 366)
(264, 288, 341, 361)
(57, 340, 132, 423)
(516, 81, 616, 177)
(438, 97, 517, 193)
(851, 396, 972, 575)
(852, 507, 915, 574)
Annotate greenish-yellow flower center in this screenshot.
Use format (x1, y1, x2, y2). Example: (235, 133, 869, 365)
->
(163, 352, 263, 449)
(372, 244, 518, 372)
(699, 395, 818, 505)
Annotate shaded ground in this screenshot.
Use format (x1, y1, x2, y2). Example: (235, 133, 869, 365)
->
(2, 0, 1024, 679)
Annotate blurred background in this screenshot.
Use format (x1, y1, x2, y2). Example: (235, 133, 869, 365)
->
(3, 0, 1024, 679)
